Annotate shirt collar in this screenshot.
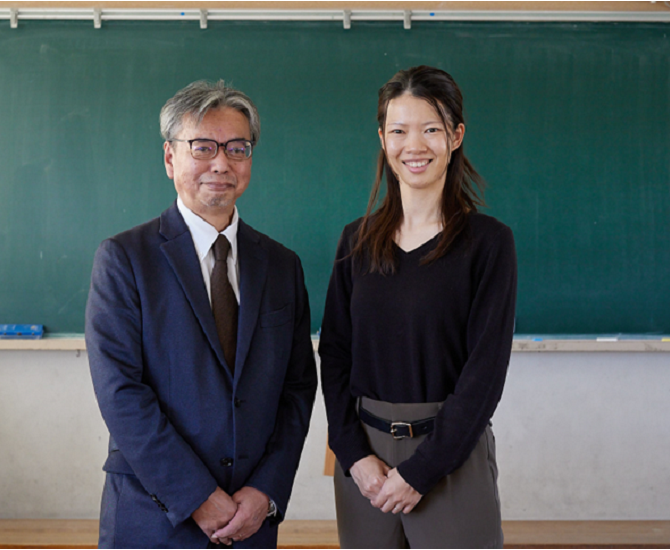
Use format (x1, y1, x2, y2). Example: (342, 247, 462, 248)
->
(177, 196, 239, 263)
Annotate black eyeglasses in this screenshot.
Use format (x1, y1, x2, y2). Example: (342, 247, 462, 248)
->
(169, 138, 255, 161)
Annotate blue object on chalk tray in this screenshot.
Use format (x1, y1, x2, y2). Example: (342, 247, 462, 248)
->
(0, 324, 44, 339)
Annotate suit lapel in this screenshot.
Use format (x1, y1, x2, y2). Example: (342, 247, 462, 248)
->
(159, 202, 230, 374)
(235, 220, 269, 379)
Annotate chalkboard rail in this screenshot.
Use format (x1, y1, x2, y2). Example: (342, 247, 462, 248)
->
(1, 7, 670, 29)
(1, 336, 669, 353)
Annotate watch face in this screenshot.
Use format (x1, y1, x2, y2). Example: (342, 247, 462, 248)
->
(267, 499, 277, 517)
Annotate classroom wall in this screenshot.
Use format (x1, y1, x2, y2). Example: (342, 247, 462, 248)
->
(1, 349, 669, 521)
(2, 1, 668, 527)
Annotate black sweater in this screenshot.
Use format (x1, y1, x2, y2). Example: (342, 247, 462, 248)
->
(319, 213, 517, 495)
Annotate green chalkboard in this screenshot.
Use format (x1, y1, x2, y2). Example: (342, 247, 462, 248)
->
(1, 20, 668, 334)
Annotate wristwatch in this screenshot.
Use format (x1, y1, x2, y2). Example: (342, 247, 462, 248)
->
(267, 499, 277, 517)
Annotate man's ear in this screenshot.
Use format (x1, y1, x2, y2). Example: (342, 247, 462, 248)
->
(164, 141, 175, 179)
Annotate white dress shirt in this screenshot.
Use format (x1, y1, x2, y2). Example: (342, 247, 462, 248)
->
(177, 196, 240, 305)
(176, 197, 278, 517)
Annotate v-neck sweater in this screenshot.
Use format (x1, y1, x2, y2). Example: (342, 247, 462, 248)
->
(319, 212, 517, 495)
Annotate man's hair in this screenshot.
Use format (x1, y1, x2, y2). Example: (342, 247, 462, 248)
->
(160, 80, 260, 143)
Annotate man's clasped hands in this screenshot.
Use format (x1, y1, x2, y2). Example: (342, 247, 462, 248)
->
(192, 486, 269, 546)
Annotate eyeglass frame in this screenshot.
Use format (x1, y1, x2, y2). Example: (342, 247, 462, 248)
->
(168, 138, 256, 160)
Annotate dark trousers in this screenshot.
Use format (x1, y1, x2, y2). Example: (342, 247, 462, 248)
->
(334, 397, 503, 549)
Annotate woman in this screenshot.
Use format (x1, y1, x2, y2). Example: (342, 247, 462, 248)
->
(319, 66, 517, 549)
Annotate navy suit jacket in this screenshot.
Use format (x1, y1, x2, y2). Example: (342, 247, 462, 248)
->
(86, 202, 317, 548)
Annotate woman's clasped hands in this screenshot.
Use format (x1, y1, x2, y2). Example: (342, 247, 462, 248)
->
(350, 455, 422, 514)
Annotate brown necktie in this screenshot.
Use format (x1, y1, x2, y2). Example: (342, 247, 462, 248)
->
(211, 235, 238, 372)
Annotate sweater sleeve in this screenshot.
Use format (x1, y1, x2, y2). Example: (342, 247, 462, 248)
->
(319, 224, 374, 473)
(397, 224, 518, 495)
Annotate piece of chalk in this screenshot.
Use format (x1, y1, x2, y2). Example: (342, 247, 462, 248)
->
(532, 338, 543, 341)
(597, 337, 618, 342)
(662, 338, 670, 342)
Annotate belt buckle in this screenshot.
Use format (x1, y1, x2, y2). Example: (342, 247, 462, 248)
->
(390, 421, 413, 440)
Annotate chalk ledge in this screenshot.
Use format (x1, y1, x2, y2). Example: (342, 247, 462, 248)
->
(0, 335, 86, 351)
(1, 335, 670, 352)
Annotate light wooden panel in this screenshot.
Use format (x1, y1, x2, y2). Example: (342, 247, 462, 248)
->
(503, 521, 670, 549)
(0, 520, 98, 550)
(1, 519, 670, 549)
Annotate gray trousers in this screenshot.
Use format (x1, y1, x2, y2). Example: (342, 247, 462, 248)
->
(334, 398, 503, 549)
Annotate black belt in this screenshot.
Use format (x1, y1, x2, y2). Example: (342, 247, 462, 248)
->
(359, 407, 435, 440)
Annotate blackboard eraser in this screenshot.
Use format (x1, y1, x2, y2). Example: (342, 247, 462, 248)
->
(0, 324, 44, 339)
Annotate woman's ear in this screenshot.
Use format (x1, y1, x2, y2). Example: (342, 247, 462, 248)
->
(451, 123, 465, 152)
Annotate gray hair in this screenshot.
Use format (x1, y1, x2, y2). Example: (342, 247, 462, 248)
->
(159, 80, 260, 143)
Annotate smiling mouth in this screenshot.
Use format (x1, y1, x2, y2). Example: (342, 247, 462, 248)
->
(403, 160, 432, 168)
(202, 181, 235, 190)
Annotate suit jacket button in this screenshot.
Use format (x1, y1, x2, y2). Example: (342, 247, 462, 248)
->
(234, 398, 242, 407)
(220, 457, 234, 467)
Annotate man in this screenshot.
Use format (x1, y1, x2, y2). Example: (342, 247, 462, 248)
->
(86, 80, 317, 548)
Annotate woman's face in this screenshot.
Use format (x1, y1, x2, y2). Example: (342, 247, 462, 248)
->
(379, 93, 464, 195)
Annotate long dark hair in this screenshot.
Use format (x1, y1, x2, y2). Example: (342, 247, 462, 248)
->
(352, 66, 485, 274)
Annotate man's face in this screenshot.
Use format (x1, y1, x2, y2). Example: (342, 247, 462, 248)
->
(164, 107, 253, 221)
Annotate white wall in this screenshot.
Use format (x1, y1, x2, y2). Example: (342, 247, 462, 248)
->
(494, 352, 670, 520)
(0, 350, 106, 518)
(0, 349, 669, 520)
